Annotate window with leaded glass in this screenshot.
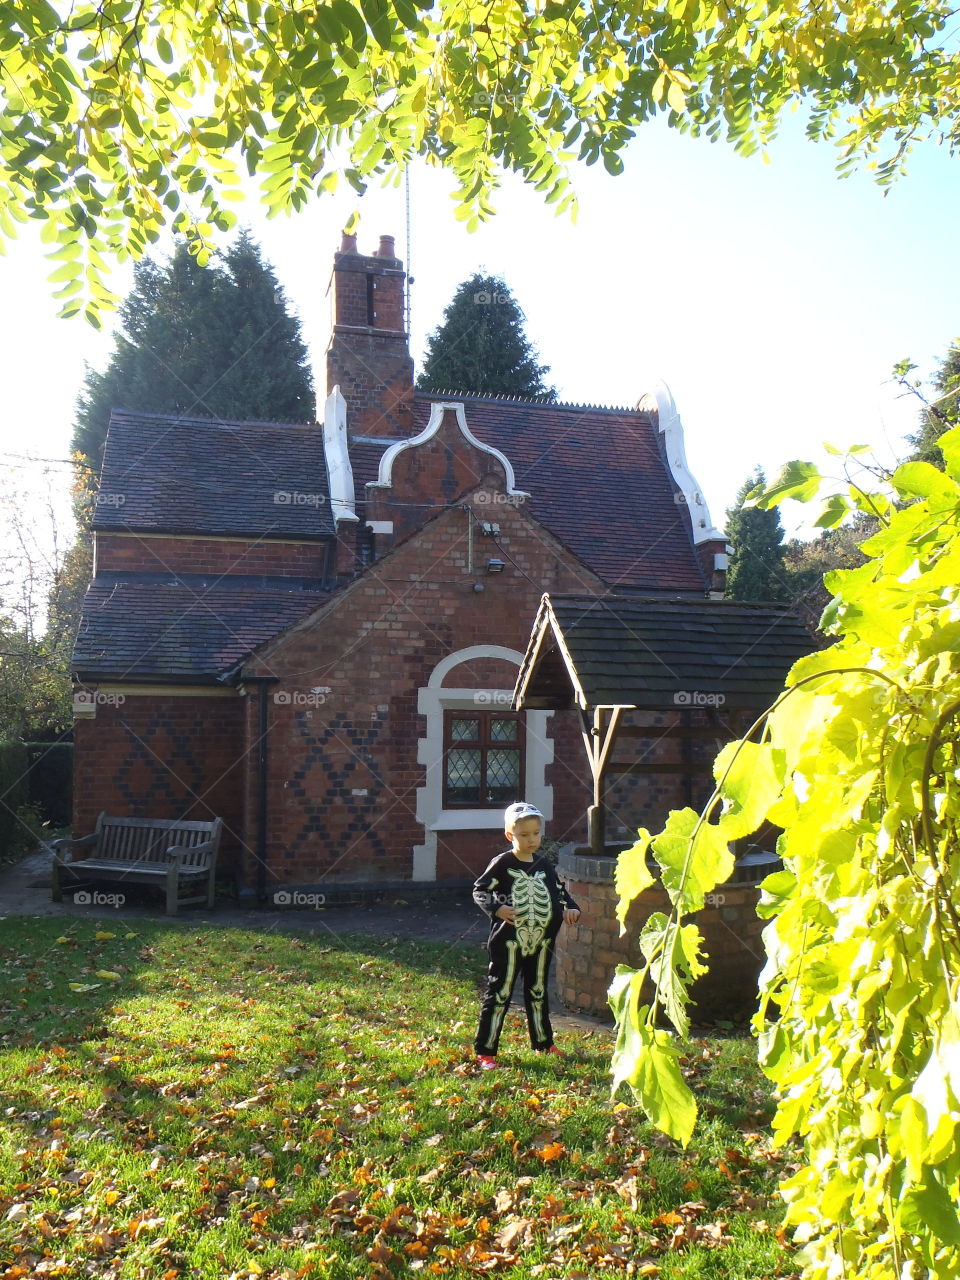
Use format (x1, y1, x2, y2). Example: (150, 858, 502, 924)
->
(442, 711, 524, 807)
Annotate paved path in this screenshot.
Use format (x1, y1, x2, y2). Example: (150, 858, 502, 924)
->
(0, 845, 612, 1039)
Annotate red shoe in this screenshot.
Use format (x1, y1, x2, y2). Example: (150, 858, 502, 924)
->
(476, 1054, 498, 1070)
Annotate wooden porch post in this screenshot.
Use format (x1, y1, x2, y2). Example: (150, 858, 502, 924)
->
(581, 706, 622, 856)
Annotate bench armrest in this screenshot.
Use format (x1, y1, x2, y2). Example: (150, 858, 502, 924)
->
(50, 833, 98, 862)
(165, 835, 219, 865)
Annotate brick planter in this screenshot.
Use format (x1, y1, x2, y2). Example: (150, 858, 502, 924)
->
(556, 846, 774, 1021)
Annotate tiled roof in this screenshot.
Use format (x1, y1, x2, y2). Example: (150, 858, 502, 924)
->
(73, 574, 329, 681)
(92, 410, 335, 539)
(515, 594, 813, 711)
(403, 394, 707, 591)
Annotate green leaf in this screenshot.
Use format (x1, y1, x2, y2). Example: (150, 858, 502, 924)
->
(651, 808, 734, 913)
(714, 741, 783, 840)
(899, 1171, 960, 1246)
(639, 914, 707, 1037)
(609, 970, 696, 1147)
(666, 79, 687, 113)
(752, 459, 822, 508)
(890, 460, 960, 502)
(615, 832, 655, 931)
(813, 492, 852, 529)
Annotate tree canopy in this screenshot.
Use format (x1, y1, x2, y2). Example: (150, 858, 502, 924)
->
(2, 0, 958, 322)
(904, 339, 960, 467)
(724, 467, 788, 602)
(417, 273, 556, 400)
(73, 230, 314, 470)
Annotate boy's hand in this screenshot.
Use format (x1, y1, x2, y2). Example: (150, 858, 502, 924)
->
(496, 906, 517, 923)
(564, 908, 580, 924)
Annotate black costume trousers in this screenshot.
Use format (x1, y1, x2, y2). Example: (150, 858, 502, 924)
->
(474, 932, 556, 1054)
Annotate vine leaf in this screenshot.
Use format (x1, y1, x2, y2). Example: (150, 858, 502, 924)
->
(608, 968, 696, 1147)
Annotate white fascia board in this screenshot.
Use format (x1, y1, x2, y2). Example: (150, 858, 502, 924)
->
(649, 380, 724, 545)
(322, 386, 360, 522)
(368, 400, 529, 496)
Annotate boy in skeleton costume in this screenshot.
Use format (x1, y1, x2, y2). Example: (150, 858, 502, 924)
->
(473, 803, 580, 1068)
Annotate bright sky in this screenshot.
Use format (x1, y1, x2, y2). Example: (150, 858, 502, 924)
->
(2, 112, 958, 569)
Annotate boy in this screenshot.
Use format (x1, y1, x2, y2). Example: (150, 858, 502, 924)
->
(472, 801, 580, 1069)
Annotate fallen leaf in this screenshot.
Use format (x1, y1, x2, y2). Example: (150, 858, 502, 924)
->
(494, 1217, 535, 1251)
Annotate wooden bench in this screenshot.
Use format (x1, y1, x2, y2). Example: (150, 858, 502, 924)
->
(51, 814, 224, 916)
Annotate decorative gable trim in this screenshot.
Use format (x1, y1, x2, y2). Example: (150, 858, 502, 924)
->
(322, 386, 359, 522)
(644, 381, 724, 546)
(368, 400, 530, 496)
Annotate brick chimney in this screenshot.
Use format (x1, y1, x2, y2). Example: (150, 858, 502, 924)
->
(326, 233, 414, 438)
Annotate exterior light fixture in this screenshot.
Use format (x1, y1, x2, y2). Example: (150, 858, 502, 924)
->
(486, 558, 506, 574)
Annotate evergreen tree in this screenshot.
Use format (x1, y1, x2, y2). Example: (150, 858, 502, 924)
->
(905, 339, 960, 468)
(417, 273, 556, 400)
(724, 468, 788, 602)
(73, 230, 314, 470)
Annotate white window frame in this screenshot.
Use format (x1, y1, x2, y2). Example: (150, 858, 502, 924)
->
(413, 645, 554, 881)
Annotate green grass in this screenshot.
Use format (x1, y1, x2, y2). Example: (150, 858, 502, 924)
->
(0, 916, 796, 1279)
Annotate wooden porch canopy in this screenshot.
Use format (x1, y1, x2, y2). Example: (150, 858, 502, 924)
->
(513, 594, 813, 854)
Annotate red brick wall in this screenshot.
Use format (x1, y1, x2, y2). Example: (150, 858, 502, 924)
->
(326, 249, 415, 438)
(545, 709, 591, 848)
(367, 412, 508, 542)
(72, 694, 245, 879)
(96, 534, 328, 579)
(330, 248, 405, 332)
(556, 856, 767, 1020)
(239, 492, 605, 889)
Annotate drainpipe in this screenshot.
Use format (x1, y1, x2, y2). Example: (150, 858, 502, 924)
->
(234, 675, 277, 907)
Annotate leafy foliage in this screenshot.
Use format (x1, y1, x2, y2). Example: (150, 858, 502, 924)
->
(724, 468, 788, 602)
(1, 0, 958, 321)
(73, 231, 314, 472)
(903, 338, 960, 468)
(417, 274, 556, 400)
(613, 431, 960, 1277)
(781, 513, 877, 634)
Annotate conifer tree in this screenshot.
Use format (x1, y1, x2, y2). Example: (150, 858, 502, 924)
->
(904, 339, 960, 468)
(417, 273, 556, 400)
(72, 230, 314, 471)
(724, 467, 788, 602)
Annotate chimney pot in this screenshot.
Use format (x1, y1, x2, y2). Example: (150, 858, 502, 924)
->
(376, 235, 396, 259)
(340, 231, 358, 254)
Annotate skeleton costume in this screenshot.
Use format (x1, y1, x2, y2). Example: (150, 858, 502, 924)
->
(473, 849, 580, 1054)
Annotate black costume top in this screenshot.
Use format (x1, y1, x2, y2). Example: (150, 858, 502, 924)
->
(473, 852, 580, 956)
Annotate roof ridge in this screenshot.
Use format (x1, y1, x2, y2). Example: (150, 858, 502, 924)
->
(415, 390, 641, 414)
(109, 407, 319, 429)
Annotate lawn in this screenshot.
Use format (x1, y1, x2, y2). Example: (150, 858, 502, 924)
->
(0, 916, 796, 1279)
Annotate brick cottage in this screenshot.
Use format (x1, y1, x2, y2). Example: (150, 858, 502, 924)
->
(72, 233, 730, 903)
